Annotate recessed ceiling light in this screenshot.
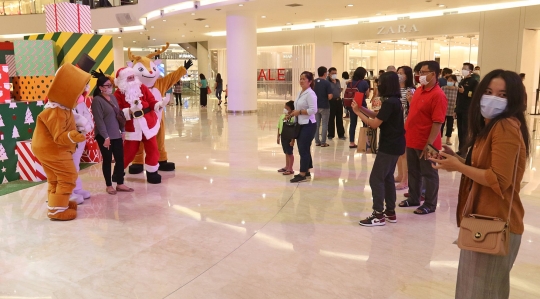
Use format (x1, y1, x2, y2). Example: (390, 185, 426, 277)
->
(151, 26, 154, 28)
(238, 4, 243, 6)
(438, 3, 445, 7)
(118, 36, 121, 38)
(182, 34, 185, 37)
(132, 41, 136, 43)
(163, 19, 166, 22)
(347, 4, 353, 7)
(286, 22, 292, 25)
(153, 38, 156, 40)
(205, 25, 210, 27)
(375, 13, 381, 16)
(325, 18, 330, 20)
(261, 16, 266, 18)
(191, 13, 195, 15)
(139, 32, 143, 34)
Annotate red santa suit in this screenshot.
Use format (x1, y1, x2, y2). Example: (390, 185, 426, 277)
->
(114, 67, 164, 184)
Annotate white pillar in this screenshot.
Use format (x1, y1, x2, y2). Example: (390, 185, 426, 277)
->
(113, 38, 124, 70)
(197, 42, 210, 79)
(226, 11, 257, 112)
(314, 27, 332, 69)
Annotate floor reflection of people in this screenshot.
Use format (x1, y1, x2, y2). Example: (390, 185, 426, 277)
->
(215, 106, 224, 136)
(175, 105, 184, 138)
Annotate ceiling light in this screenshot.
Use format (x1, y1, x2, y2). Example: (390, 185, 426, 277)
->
(438, 4, 445, 7)
(286, 22, 292, 25)
(118, 36, 121, 38)
(153, 38, 156, 40)
(325, 18, 330, 20)
(133, 41, 136, 43)
(262, 16, 266, 18)
(238, 3, 243, 6)
(347, 4, 353, 7)
(191, 13, 196, 15)
(182, 34, 185, 37)
(205, 25, 210, 27)
(151, 26, 154, 28)
(163, 19, 166, 22)
(375, 13, 381, 16)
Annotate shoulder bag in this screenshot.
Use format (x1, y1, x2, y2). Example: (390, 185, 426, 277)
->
(99, 95, 126, 130)
(457, 136, 522, 256)
(281, 116, 300, 141)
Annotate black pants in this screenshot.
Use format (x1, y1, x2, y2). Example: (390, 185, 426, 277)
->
(456, 112, 468, 150)
(297, 121, 316, 172)
(370, 151, 400, 212)
(406, 148, 439, 210)
(216, 89, 222, 101)
(200, 88, 208, 106)
(174, 93, 182, 105)
(440, 115, 454, 137)
(328, 99, 345, 139)
(96, 135, 125, 186)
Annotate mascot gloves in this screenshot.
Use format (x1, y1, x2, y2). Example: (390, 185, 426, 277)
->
(154, 101, 164, 112)
(74, 113, 92, 135)
(129, 100, 143, 113)
(184, 59, 193, 70)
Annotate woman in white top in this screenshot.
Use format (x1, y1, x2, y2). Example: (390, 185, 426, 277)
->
(287, 71, 318, 183)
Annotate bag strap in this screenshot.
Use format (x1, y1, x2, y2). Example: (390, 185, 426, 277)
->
(348, 80, 361, 89)
(461, 129, 523, 224)
(99, 95, 119, 112)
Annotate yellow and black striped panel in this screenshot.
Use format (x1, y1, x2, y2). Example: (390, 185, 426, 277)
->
(25, 32, 113, 92)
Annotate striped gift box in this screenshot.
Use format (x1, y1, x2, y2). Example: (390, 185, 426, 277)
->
(14, 40, 57, 76)
(16, 140, 47, 182)
(45, 3, 92, 34)
(25, 33, 113, 93)
(5, 55, 16, 77)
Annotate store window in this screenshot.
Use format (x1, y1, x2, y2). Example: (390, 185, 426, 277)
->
(257, 46, 293, 100)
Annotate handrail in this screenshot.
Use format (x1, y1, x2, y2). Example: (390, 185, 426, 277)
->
(0, 0, 137, 16)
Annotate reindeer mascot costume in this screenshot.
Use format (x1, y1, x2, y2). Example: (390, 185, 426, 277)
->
(32, 56, 95, 221)
(123, 44, 193, 175)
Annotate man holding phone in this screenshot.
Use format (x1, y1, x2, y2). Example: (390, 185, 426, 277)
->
(399, 61, 447, 215)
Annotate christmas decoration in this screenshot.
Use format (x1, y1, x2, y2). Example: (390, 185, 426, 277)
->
(2, 176, 7, 184)
(36, 101, 44, 107)
(0, 115, 4, 127)
(0, 143, 8, 162)
(16, 140, 46, 182)
(24, 108, 34, 125)
(9, 102, 16, 109)
(81, 97, 102, 163)
(45, 3, 92, 34)
(1, 166, 5, 172)
(12, 126, 19, 139)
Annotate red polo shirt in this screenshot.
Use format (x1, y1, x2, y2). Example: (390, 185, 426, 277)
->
(405, 84, 447, 150)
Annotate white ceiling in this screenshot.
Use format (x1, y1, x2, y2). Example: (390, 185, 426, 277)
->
(121, 0, 523, 48)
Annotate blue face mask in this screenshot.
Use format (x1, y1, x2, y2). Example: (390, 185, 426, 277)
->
(447, 82, 455, 87)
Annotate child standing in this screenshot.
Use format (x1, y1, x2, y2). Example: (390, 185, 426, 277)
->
(277, 101, 296, 176)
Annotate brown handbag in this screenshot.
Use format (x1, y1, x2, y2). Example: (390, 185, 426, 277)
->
(457, 141, 521, 256)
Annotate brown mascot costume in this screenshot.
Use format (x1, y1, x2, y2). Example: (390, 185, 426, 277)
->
(32, 56, 95, 221)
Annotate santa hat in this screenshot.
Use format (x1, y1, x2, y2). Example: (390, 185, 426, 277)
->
(115, 67, 137, 86)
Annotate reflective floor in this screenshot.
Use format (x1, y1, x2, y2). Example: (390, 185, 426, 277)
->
(1, 97, 540, 298)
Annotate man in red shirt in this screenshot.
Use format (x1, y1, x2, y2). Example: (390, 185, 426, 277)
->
(400, 61, 447, 214)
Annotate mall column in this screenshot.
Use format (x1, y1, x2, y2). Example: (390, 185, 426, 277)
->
(226, 10, 257, 113)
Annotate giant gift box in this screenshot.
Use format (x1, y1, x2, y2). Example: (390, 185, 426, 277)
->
(14, 40, 57, 76)
(16, 140, 46, 182)
(45, 3, 92, 34)
(0, 64, 9, 103)
(12, 76, 55, 101)
(25, 33, 113, 93)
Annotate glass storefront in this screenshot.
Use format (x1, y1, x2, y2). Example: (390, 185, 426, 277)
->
(257, 46, 293, 100)
(0, 0, 137, 16)
(348, 35, 479, 77)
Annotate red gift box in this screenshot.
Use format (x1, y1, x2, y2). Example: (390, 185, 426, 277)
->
(45, 3, 92, 34)
(16, 140, 47, 182)
(81, 96, 102, 163)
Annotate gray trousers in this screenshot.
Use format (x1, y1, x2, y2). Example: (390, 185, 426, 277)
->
(456, 233, 522, 299)
(370, 151, 400, 212)
(406, 147, 439, 209)
(315, 108, 330, 144)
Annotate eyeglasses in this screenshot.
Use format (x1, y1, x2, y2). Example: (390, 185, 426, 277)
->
(419, 71, 434, 75)
(102, 84, 112, 88)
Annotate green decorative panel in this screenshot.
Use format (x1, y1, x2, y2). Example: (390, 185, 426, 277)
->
(14, 40, 57, 76)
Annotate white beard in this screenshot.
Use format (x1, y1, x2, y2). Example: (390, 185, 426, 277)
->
(118, 77, 143, 104)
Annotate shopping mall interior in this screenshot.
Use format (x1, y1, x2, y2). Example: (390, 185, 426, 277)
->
(0, 0, 539, 298)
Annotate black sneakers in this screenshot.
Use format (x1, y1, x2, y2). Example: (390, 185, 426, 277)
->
(359, 211, 386, 226)
(383, 210, 397, 223)
(290, 174, 307, 183)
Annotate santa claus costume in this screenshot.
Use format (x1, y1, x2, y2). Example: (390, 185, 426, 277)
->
(114, 67, 164, 184)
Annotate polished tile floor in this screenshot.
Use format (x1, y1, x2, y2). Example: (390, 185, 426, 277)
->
(1, 97, 540, 298)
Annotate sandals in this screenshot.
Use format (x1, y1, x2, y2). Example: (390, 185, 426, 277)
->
(320, 143, 330, 147)
(398, 199, 420, 207)
(106, 187, 117, 195)
(316, 143, 321, 147)
(277, 168, 287, 173)
(414, 206, 436, 215)
(116, 186, 134, 192)
(446, 141, 453, 146)
(282, 170, 294, 175)
(395, 183, 408, 190)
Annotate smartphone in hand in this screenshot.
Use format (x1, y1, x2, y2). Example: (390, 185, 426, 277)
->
(427, 144, 445, 161)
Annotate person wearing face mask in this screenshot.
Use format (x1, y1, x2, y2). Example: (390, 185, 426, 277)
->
(441, 75, 458, 146)
(398, 61, 447, 215)
(91, 70, 133, 194)
(430, 70, 529, 299)
(394, 66, 415, 191)
(439, 68, 452, 87)
(455, 63, 478, 155)
(327, 67, 346, 140)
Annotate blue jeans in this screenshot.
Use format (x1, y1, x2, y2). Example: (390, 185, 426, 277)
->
(297, 121, 316, 172)
(347, 107, 358, 143)
(315, 108, 330, 144)
(216, 89, 223, 101)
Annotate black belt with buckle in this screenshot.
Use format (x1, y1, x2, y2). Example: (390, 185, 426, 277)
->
(133, 107, 153, 118)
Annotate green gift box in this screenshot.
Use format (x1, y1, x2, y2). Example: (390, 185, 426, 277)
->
(14, 40, 57, 76)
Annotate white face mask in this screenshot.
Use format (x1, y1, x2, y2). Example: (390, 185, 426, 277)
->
(331, 74, 337, 80)
(462, 70, 470, 77)
(283, 108, 289, 114)
(447, 82, 455, 87)
(101, 87, 112, 95)
(398, 74, 406, 83)
(480, 95, 507, 119)
(419, 75, 429, 86)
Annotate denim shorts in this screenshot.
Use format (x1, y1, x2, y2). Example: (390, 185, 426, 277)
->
(281, 135, 294, 155)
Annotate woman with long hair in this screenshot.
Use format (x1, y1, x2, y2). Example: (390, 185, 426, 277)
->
(286, 71, 317, 183)
(214, 73, 224, 105)
(198, 73, 208, 108)
(352, 72, 405, 226)
(91, 70, 133, 194)
(394, 66, 416, 190)
(431, 70, 530, 298)
(346, 67, 370, 148)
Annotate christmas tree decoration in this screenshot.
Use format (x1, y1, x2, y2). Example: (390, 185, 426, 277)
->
(36, 100, 44, 107)
(1, 166, 5, 172)
(12, 126, 20, 139)
(24, 107, 34, 125)
(9, 102, 17, 109)
(2, 176, 7, 184)
(0, 115, 4, 127)
(0, 143, 8, 162)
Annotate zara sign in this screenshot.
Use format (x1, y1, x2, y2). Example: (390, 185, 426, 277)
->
(377, 24, 419, 35)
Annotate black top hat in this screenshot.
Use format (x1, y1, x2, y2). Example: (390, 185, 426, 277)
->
(75, 53, 96, 73)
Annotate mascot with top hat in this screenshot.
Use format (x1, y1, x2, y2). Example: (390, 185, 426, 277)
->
(122, 43, 193, 175)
